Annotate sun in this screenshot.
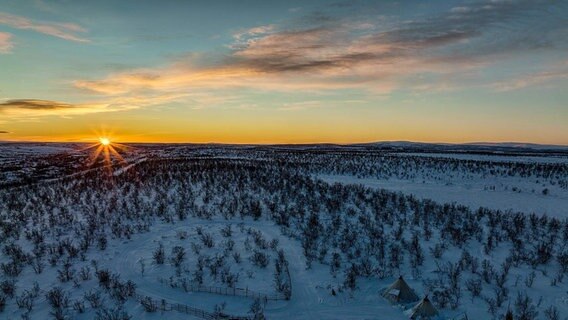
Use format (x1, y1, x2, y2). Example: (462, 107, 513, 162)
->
(99, 137, 111, 146)
(83, 136, 128, 168)
(80, 131, 129, 170)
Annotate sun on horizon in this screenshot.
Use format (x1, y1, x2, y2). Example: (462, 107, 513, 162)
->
(99, 137, 111, 146)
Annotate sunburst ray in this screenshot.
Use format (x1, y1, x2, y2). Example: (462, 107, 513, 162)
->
(85, 136, 129, 169)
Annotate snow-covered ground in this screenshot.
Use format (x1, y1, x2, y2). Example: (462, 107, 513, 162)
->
(0, 144, 566, 320)
(319, 174, 568, 218)
(0, 143, 76, 156)
(394, 152, 568, 164)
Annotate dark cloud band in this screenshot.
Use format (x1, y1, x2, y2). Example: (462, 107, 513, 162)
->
(0, 99, 76, 110)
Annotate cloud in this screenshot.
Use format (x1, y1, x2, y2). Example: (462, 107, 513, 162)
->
(0, 99, 115, 118)
(233, 25, 275, 41)
(0, 99, 76, 110)
(228, 0, 567, 76)
(73, 21, 476, 96)
(73, 0, 567, 96)
(0, 93, 191, 120)
(492, 69, 568, 91)
(0, 32, 14, 53)
(0, 12, 89, 42)
(0, 99, 129, 119)
(278, 101, 322, 111)
(0, 131, 9, 134)
(230, 25, 479, 74)
(72, 24, 479, 95)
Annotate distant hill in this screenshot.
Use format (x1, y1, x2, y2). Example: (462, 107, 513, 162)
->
(353, 141, 568, 153)
(463, 142, 568, 150)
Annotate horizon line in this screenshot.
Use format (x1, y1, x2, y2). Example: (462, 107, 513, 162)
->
(1, 139, 567, 148)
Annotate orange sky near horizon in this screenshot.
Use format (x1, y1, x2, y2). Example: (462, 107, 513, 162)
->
(2, 106, 566, 145)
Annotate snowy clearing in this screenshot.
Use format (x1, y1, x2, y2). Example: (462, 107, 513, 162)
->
(319, 175, 568, 218)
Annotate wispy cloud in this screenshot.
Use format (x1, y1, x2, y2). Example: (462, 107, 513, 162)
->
(492, 69, 568, 92)
(72, 0, 567, 100)
(0, 99, 76, 110)
(0, 32, 14, 53)
(0, 131, 9, 134)
(278, 101, 323, 112)
(233, 24, 275, 41)
(0, 92, 196, 120)
(0, 99, 115, 118)
(0, 12, 89, 42)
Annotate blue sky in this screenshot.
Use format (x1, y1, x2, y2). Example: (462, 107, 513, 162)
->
(0, 0, 567, 143)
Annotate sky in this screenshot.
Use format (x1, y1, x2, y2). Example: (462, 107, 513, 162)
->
(0, 0, 567, 144)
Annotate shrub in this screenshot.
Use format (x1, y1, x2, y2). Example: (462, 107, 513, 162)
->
(73, 300, 85, 313)
(96, 269, 112, 289)
(16, 291, 35, 312)
(0, 280, 16, 298)
(170, 246, 186, 267)
(153, 243, 165, 265)
(250, 250, 269, 268)
(95, 307, 132, 320)
(46, 287, 69, 310)
(140, 296, 158, 312)
(84, 290, 103, 308)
